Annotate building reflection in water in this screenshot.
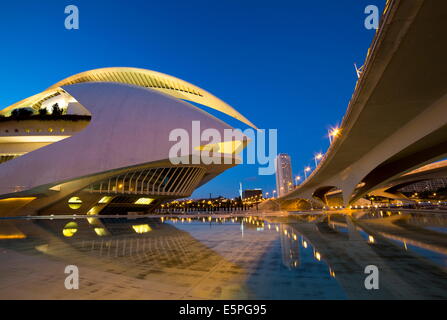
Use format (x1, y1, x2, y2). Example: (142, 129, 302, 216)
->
(0, 211, 445, 299)
(285, 211, 447, 299)
(279, 224, 300, 269)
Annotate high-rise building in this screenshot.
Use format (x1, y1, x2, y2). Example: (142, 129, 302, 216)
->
(275, 153, 293, 197)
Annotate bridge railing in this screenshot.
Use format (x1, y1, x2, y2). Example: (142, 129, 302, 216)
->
(298, 0, 398, 187)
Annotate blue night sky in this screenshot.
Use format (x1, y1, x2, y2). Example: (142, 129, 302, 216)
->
(0, 0, 385, 198)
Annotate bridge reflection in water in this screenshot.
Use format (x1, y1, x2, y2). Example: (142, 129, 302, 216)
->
(0, 212, 445, 299)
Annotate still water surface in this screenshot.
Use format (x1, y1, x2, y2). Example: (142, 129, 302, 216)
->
(0, 211, 446, 299)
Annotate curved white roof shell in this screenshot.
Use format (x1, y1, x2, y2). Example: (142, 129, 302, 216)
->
(1, 67, 256, 129)
(49, 67, 257, 129)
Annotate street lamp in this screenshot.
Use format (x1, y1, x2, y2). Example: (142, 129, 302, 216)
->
(328, 127, 341, 144)
(314, 153, 323, 167)
(295, 175, 301, 188)
(304, 166, 311, 179)
(273, 190, 276, 198)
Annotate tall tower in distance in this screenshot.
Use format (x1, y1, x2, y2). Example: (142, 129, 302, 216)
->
(275, 153, 293, 197)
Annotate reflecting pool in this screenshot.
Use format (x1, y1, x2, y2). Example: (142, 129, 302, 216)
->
(0, 211, 446, 299)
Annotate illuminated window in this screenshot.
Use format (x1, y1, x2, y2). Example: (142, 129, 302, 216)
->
(62, 222, 78, 237)
(48, 128, 53, 133)
(87, 217, 99, 225)
(25, 129, 30, 133)
(132, 224, 151, 234)
(195, 140, 244, 155)
(68, 196, 82, 210)
(87, 206, 100, 215)
(134, 198, 154, 205)
(60, 128, 65, 133)
(98, 196, 113, 204)
(94, 228, 108, 236)
(0, 234, 26, 239)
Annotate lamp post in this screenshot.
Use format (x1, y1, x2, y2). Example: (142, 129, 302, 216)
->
(328, 128, 341, 144)
(314, 153, 323, 167)
(295, 175, 301, 188)
(304, 166, 311, 179)
(273, 190, 276, 199)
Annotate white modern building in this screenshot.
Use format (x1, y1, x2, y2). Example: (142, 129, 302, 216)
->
(0, 67, 255, 216)
(275, 153, 293, 197)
